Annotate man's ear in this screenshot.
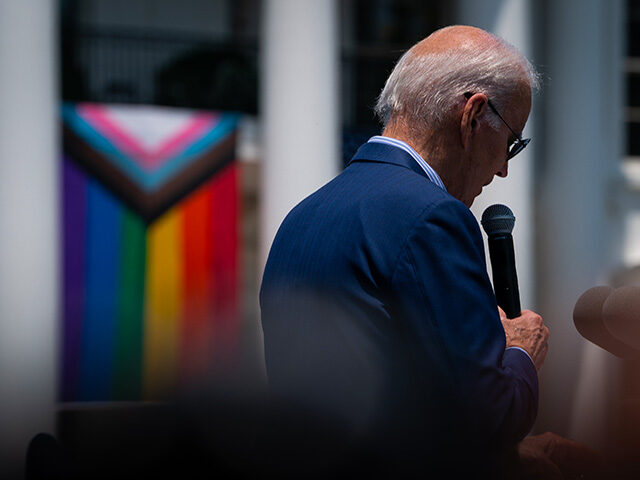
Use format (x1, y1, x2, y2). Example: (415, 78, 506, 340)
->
(460, 93, 488, 150)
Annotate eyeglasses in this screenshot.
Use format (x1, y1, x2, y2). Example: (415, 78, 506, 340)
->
(464, 92, 530, 160)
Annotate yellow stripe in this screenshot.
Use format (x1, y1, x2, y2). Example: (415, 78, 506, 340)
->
(142, 208, 183, 399)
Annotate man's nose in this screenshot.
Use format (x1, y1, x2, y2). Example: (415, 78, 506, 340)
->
(496, 161, 508, 178)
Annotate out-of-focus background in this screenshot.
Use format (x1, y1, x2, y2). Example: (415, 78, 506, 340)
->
(3, 0, 640, 476)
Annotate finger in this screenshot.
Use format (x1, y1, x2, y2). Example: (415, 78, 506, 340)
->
(498, 306, 507, 321)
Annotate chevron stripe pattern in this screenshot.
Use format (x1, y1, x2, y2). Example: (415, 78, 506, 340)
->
(61, 103, 240, 402)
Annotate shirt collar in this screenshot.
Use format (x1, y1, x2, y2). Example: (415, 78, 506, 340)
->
(367, 136, 447, 191)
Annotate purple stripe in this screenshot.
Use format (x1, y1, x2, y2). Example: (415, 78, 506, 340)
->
(61, 157, 87, 401)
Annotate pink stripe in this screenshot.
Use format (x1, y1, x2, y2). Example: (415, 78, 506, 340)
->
(78, 104, 150, 165)
(149, 114, 219, 165)
(78, 105, 220, 171)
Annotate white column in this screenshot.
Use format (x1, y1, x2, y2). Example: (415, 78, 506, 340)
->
(456, 0, 536, 311)
(537, 0, 623, 450)
(0, 1, 59, 477)
(260, 0, 340, 270)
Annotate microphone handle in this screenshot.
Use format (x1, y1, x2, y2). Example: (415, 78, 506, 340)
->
(488, 234, 521, 319)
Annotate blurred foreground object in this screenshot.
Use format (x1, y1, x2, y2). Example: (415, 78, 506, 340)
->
(25, 401, 609, 479)
(515, 432, 604, 480)
(602, 286, 640, 350)
(45, 396, 370, 480)
(573, 286, 639, 358)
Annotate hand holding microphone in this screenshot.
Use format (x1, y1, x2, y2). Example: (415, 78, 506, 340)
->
(482, 204, 550, 370)
(500, 307, 550, 370)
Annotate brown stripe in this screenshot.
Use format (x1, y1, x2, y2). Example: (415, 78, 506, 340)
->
(63, 125, 145, 215)
(145, 133, 236, 221)
(63, 126, 237, 222)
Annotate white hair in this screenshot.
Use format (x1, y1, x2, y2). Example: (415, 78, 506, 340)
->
(374, 27, 541, 131)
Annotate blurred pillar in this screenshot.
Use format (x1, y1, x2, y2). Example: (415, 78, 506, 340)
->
(260, 0, 340, 270)
(0, 0, 58, 477)
(455, 0, 536, 312)
(536, 0, 623, 449)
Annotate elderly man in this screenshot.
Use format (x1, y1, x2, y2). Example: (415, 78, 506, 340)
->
(260, 26, 552, 475)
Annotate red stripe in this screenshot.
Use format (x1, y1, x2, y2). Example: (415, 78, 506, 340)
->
(180, 181, 215, 383)
(210, 163, 240, 369)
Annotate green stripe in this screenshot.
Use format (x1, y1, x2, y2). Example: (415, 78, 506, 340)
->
(113, 210, 146, 400)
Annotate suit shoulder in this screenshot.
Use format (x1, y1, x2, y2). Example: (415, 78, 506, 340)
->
(386, 178, 476, 233)
(352, 163, 454, 212)
(420, 194, 479, 228)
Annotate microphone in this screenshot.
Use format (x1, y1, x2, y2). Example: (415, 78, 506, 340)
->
(603, 286, 640, 351)
(573, 286, 639, 359)
(481, 204, 521, 319)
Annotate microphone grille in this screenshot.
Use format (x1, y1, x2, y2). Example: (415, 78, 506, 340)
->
(481, 204, 515, 235)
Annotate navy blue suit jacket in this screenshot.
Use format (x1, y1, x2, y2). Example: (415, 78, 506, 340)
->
(260, 141, 538, 455)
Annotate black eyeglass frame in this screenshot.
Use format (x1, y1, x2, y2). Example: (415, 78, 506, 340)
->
(463, 92, 530, 160)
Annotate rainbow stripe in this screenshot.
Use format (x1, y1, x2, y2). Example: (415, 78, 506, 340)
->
(143, 207, 183, 399)
(60, 106, 240, 402)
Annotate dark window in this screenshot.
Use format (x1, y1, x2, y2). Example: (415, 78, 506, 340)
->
(61, 0, 447, 131)
(61, 0, 260, 113)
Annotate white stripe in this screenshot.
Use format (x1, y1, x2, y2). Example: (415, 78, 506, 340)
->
(367, 136, 446, 191)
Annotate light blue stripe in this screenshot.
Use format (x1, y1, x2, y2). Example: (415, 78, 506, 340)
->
(62, 104, 150, 188)
(145, 114, 239, 190)
(368, 136, 446, 191)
